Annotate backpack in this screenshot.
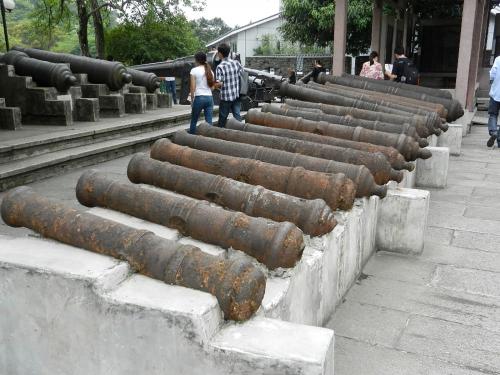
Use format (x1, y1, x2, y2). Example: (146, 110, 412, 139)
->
(402, 60, 419, 85)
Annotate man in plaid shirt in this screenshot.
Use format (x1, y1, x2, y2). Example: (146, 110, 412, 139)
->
(214, 43, 243, 127)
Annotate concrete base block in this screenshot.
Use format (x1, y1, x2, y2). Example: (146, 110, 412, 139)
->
(437, 123, 463, 156)
(0, 234, 334, 375)
(392, 162, 416, 189)
(99, 95, 125, 118)
(376, 188, 430, 255)
(453, 109, 475, 137)
(416, 146, 449, 189)
(75, 98, 100, 122)
(157, 93, 172, 108)
(81, 83, 110, 98)
(0, 106, 22, 130)
(124, 93, 147, 114)
(146, 93, 158, 110)
(129, 85, 147, 94)
(427, 134, 438, 147)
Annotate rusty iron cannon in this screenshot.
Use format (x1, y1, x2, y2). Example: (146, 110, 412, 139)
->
(284, 99, 438, 138)
(77, 170, 305, 270)
(280, 81, 444, 133)
(246, 109, 431, 162)
(0, 50, 77, 92)
(196, 123, 403, 185)
(171, 131, 388, 198)
(127, 68, 160, 93)
(13, 46, 132, 91)
(150, 138, 356, 211)
(127, 154, 336, 237)
(328, 73, 463, 121)
(342, 72, 453, 100)
(1, 186, 266, 321)
(226, 119, 414, 171)
(260, 103, 427, 147)
(306, 81, 447, 125)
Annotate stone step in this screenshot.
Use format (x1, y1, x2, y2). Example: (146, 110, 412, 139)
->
(0, 124, 187, 192)
(0, 110, 193, 165)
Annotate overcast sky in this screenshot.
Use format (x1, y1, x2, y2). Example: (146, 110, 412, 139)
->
(185, 0, 281, 28)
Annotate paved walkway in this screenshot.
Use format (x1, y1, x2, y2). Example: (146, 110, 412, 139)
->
(328, 124, 500, 375)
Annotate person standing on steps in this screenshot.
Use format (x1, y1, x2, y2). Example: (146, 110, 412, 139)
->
(214, 43, 243, 127)
(487, 55, 500, 148)
(189, 52, 215, 134)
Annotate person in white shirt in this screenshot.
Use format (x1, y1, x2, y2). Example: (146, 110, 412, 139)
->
(189, 52, 215, 134)
(487, 56, 500, 147)
(164, 76, 177, 104)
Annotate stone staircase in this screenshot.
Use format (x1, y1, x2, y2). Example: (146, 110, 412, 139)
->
(0, 109, 195, 191)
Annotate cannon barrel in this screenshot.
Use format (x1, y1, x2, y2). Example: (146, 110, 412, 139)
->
(226, 119, 414, 171)
(127, 154, 337, 237)
(306, 81, 445, 124)
(127, 68, 160, 93)
(261, 103, 427, 147)
(1, 186, 266, 321)
(171, 131, 387, 198)
(284, 99, 438, 138)
(321, 81, 449, 121)
(0, 50, 77, 92)
(76, 170, 304, 270)
(341, 72, 454, 100)
(196, 123, 403, 185)
(150, 138, 356, 211)
(246, 109, 431, 162)
(13, 47, 132, 91)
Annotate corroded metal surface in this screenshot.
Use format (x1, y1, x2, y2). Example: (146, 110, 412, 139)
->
(226, 119, 414, 171)
(127, 68, 160, 93)
(171, 131, 387, 198)
(14, 46, 132, 91)
(197, 123, 403, 185)
(150, 138, 356, 210)
(261, 103, 427, 146)
(76, 170, 305, 270)
(284, 99, 438, 138)
(246, 109, 431, 162)
(127, 154, 337, 237)
(1, 186, 266, 321)
(342, 72, 453, 100)
(0, 50, 77, 92)
(329, 73, 463, 121)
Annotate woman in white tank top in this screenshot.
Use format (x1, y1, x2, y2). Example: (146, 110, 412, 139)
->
(189, 52, 215, 134)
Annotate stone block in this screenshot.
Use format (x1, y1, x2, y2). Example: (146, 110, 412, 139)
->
(75, 98, 100, 122)
(0, 235, 335, 375)
(427, 134, 438, 147)
(81, 83, 110, 98)
(453, 109, 475, 137)
(0, 97, 5, 107)
(124, 93, 147, 114)
(22, 87, 73, 126)
(376, 188, 430, 255)
(128, 85, 147, 94)
(0, 106, 22, 130)
(416, 146, 449, 189)
(437, 123, 463, 156)
(146, 93, 158, 110)
(157, 93, 172, 108)
(74, 73, 88, 85)
(99, 95, 125, 118)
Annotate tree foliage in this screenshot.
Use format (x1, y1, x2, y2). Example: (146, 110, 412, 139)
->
(189, 17, 232, 47)
(254, 34, 330, 56)
(280, 0, 373, 56)
(106, 13, 201, 65)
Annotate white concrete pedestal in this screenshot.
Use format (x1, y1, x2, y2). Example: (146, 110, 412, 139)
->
(416, 146, 449, 188)
(438, 123, 463, 155)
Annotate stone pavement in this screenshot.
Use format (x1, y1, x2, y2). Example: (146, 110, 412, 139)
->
(328, 125, 500, 375)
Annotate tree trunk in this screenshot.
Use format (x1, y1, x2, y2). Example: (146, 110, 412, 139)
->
(89, 0, 105, 59)
(76, 0, 90, 56)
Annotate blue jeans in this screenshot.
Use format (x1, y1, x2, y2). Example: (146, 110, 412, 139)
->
(488, 97, 500, 145)
(166, 80, 177, 104)
(190, 95, 214, 134)
(218, 99, 242, 127)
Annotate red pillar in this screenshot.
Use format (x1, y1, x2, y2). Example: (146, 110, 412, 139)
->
(332, 0, 348, 76)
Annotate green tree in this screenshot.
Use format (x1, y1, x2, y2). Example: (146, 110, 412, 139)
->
(106, 13, 201, 65)
(279, 0, 373, 56)
(189, 17, 232, 46)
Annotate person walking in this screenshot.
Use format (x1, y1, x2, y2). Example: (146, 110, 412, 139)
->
(189, 52, 215, 134)
(214, 43, 243, 127)
(385, 46, 419, 84)
(360, 51, 384, 80)
(487, 55, 500, 147)
(164, 75, 177, 104)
